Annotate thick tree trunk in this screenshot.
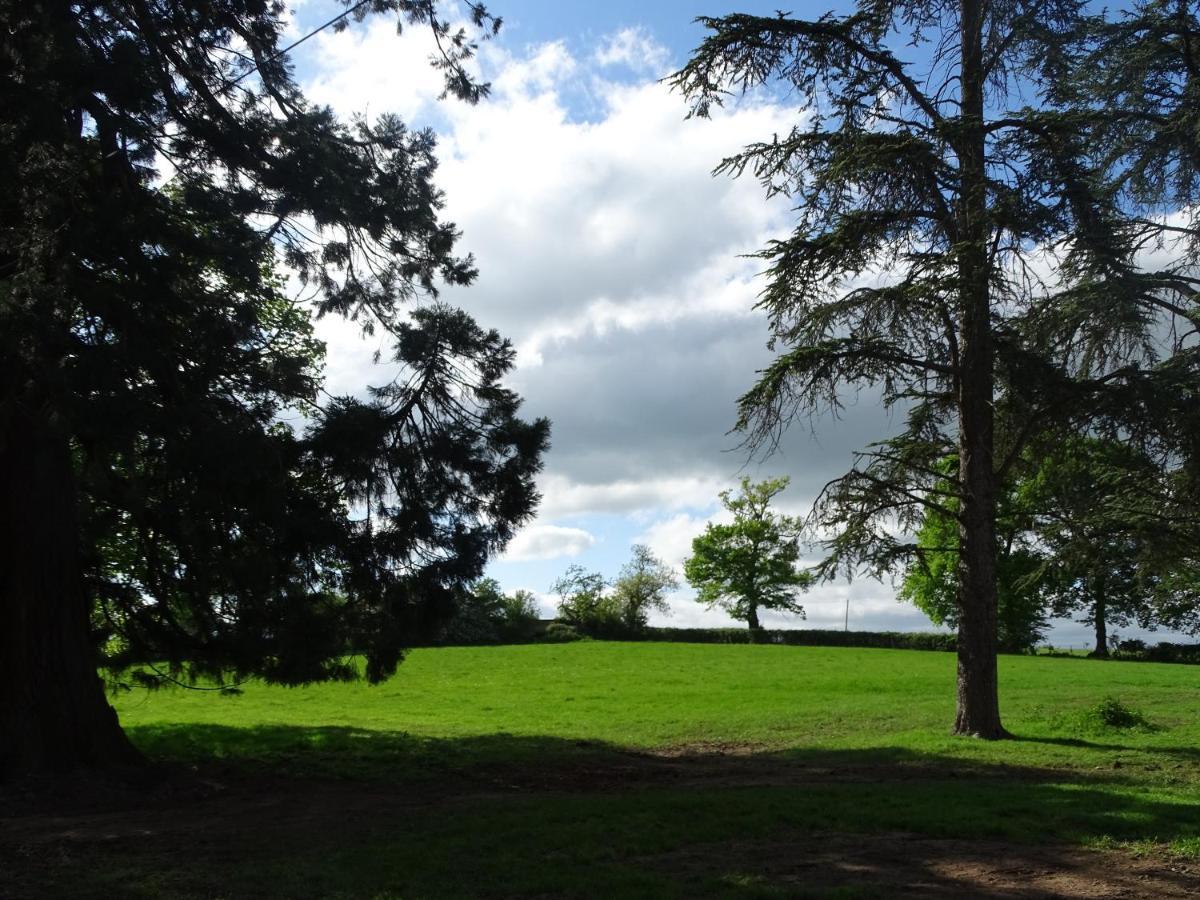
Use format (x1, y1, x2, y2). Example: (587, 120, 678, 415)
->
(0, 409, 142, 779)
(952, 0, 1008, 740)
(747, 604, 761, 631)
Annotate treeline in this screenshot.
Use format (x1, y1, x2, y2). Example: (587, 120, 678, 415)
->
(640, 627, 956, 651)
(427, 600, 1200, 663)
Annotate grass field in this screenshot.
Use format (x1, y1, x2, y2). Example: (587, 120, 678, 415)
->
(6, 642, 1200, 897)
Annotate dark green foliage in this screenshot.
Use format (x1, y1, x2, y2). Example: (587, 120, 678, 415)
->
(903, 437, 1200, 655)
(437, 579, 541, 645)
(900, 473, 1048, 653)
(671, 0, 1199, 736)
(1022, 436, 1200, 649)
(540, 622, 583, 643)
(640, 627, 958, 652)
(551, 565, 626, 639)
(1113, 641, 1200, 665)
(0, 0, 547, 771)
(1073, 697, 1155, 733)
(683, 477, 811, 630)
(552, 547, 679, 638)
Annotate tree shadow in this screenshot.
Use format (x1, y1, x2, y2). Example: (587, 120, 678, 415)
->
(1013, 733, 1200, 762)
(4, 726, 1199, 898)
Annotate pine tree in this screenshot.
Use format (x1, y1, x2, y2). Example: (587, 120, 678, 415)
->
(0, 1, 548, 777)
(672, 0, 1199, 737)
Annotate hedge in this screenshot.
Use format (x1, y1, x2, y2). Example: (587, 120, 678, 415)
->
(639, 626, 958, 651)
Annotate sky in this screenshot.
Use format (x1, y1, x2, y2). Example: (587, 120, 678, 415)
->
(280, 1, 1182, 648)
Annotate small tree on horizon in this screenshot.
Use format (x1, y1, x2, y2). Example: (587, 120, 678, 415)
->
(612, 544, 679, 633)
(552, 565, 621, 637)
(684, 477, 812, 631)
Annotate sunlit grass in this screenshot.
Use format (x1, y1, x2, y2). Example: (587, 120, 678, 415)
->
(115, 642, 1200, 781)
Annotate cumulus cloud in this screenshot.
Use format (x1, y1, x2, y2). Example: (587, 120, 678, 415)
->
(299, 22, 938, 630)
(502, 525, 597, 561)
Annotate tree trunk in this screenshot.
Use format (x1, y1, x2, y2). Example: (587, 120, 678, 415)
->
(747, 603, 761, 631)
(952, 0, 1008, 740)
(0, 409, 142, 779)
(1091, 577, 1109, 658)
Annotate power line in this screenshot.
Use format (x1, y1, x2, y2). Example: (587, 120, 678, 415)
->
(231, 0, 373, 86)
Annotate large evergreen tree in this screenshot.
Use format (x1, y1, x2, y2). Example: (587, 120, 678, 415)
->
(672, 0, 1199, 736)
(0, 1, 548, 777)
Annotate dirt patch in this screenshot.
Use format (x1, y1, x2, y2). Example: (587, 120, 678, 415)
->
(644, 834, 1200, 898)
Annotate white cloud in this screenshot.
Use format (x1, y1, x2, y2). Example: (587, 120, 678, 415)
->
(593, 27, 671, 75)
(537, 474, 727, 520)
(300, 23, 949, 632)
(304, 13, 454, 123)
(637, 511, 720, 571)
(502, 524, 597, 561)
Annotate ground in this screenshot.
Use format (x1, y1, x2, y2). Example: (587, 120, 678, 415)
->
(3, 642, 1200, 897)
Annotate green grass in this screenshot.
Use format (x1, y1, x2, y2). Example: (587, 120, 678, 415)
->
(117, 642, 1200, 780)
(13, 643, 1200, 898)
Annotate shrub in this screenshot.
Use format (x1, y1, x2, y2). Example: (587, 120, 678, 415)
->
(541, 623, 583, 643)
(1076, 696, 1155, 732)
(552, 566, 633, 639)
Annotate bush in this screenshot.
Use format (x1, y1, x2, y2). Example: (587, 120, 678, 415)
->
(1110, 640, 1200, 665)
(552, 565, 635, 639)
(1075, 696, 1156, 732)
(541, 623, 583, 643)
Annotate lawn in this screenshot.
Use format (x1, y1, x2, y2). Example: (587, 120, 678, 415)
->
(120, 641, 1200, 779)
(6, 642, 1200, 898)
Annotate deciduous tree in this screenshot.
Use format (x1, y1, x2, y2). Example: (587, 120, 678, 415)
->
(684, 477, 810, 631)
(611, 544, 678, 633)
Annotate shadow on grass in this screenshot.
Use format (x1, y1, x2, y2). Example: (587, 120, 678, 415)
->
(1014, 733, 1200, 761)
(5, 725, 1200, 899)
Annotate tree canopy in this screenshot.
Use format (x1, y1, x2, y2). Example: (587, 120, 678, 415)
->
(684, 477, 810, 631)
(672, 0, 1199, 736)
(612, 544, 679, 633)
(0, 0, 547, 776)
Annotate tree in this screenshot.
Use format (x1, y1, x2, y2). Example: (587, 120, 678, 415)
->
(611, 544, 678, 633)
(684, 477, 810, 631)
(551, 565, 621, 637)
(439, 579, 542, 644)
(903, 438, 1200, 656)
(900, 494, 1049, 654)
(672, 1, 1199, 736)
(1020, 437, 1200, 656)
(0, 2, 549, 777)
(497, 589, 541, 641)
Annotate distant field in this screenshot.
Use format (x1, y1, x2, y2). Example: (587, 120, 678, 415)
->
(7, 643, 1200, 898)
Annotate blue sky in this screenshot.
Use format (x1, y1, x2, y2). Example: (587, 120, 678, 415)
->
(281, 1, 1185, 649)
